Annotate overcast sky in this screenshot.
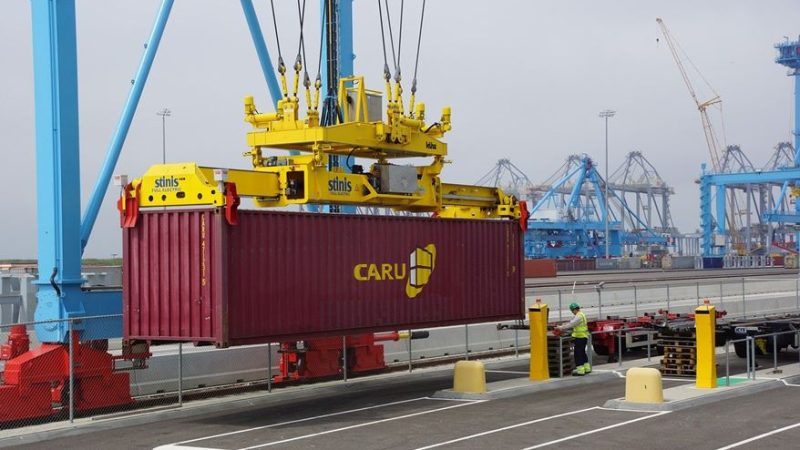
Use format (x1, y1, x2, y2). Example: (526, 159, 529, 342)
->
(0, 0, 797, 258)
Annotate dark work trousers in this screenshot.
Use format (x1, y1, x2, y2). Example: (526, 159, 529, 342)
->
(574, 337, 588, 366)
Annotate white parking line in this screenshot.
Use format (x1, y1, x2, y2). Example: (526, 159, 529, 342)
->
(716, 421, 800, 449)
(237, 400, 484, 449)
(173, 397, 435, 445)
(412, 407, 601, 450)
(520, 411, 669, 449)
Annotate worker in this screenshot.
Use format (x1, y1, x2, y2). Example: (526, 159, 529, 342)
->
(556, 303, 590, 376)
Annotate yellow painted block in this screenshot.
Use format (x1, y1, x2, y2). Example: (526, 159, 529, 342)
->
(453, 361, 486, 394)
(625, 367, 664, 403)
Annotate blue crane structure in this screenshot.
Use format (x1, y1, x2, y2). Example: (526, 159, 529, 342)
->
(699, 37, 800, 256)
(524, 154, 667, 259)
(3, 0, 353, 423)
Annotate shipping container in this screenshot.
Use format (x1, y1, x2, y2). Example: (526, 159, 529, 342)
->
(555, 258, 596, 272)
(618, 257, 642, 270)
(702, 257, 724, 269)
(123, 209, 524, 347)
(523, 259, 557, 278)
(595, 258, 620, 270)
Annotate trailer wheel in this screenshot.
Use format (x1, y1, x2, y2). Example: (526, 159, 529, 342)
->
(734, 341, 747, 358)
(592, 344, 609, 356)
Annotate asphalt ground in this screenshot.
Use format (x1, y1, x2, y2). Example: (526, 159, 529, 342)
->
(10, 350, 800, 450)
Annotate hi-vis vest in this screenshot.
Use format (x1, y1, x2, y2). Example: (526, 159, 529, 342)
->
(572, 311, 589, 338)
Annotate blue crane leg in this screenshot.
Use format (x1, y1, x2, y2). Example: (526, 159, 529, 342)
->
(240, 0, 282, 107)
(31, 0, 121, 343)
(80, 0, 174, 253)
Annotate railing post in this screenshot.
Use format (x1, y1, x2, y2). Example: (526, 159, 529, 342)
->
(559, 335, 564, 378)
(634, 285, 638, 317)
(588, 333, 594, 368)
(647, 331, 652, 362)
(742, 278, 746, 318)
(773, 333, 780, 374)
(342, 336, 348, 381)
(267, 342, 272, 392)
(464, 324, 469, 360)
(408, 329, 413, 372)
(796, 278, 799, 311)
(666, 284, 671, 315)
(725, 340, 730, 387)
(745, 336, 751, 379)
(514, 328, 519, 358)
(598, 289, 603, 320)
(178, 342, 183, 406)
(617, 332, 623, 368)
(558, 290, 563, 322)
(696, 281, 700, 307)
(68, 319, 74, 423)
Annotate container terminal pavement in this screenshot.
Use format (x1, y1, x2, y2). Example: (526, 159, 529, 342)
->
(6, 299, 800, 450)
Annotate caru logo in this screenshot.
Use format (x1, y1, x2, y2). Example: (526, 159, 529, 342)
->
(425, 141, 437, 150)
(352, 244, 437, 299)
(328, 176, 352, 194)
(154, 176, 180, 189)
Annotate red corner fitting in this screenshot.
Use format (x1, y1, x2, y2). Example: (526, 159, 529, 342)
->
(518, 200, 530, 231)
(117, 182, 140, 228)
(224, 182, 240, 225)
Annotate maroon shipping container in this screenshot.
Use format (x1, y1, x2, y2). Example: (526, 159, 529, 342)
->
(123, 209, 524, 347)
(523, 259, 557, 278)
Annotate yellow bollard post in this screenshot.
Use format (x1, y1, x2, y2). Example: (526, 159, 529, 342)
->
(529, 299, 549, 381)
(695, 299, 717, 388)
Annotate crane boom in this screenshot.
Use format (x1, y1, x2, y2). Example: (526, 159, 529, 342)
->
(656, 18, 724, 172)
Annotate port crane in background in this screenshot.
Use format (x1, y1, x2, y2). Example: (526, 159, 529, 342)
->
(656, 17, 750, 254)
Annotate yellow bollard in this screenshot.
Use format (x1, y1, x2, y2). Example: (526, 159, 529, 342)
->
(625, 367, 664, 403)
(453, 360, 486, 393)
(529, 299, 549, 381)
(695, 299, 717, 388)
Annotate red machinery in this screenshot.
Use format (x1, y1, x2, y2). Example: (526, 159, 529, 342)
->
(275, 331, 429, 382)
(0, 328, 149, 422)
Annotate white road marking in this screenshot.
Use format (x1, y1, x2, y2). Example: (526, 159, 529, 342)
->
(596, 406, 667, 414)
(485, 370, 530, 375)
(412, 407, 601, 450)
(237, 400, 484, 449)
(174, 397, 433, 445)
(780, 379, 800, 387)
(154, 446, 224, 450)
(716, 421, 800, 449)
(519, 411, 669, 449)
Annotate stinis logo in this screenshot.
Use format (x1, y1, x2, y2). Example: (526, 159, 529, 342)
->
(328, 176, 353, 195)
(352, 244, 436, 299)
(153, 176, 182, 192)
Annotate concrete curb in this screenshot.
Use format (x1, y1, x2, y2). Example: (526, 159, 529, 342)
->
(602, 378, 783, 412)
(432, 370, 620, 401)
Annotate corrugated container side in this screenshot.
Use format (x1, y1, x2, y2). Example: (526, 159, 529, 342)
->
(124, 210, 524, 346)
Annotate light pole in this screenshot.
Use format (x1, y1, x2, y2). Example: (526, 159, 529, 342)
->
(156, 108, 171, 163)
(599, 109, 616, 259)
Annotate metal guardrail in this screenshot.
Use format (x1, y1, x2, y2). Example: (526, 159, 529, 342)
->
(725, 329, 800, 386)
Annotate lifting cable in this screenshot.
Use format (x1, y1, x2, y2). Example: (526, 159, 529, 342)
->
(269, 0, 288, 98)
(295, 0, 312, 107)
(384, 0, 400, 80)
(409, 0, 426, 116)
(377, 0, 393, 100)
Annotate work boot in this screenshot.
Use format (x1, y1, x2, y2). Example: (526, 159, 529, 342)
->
(583, 363, 592, 374)
(572, 366, 586, 376)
